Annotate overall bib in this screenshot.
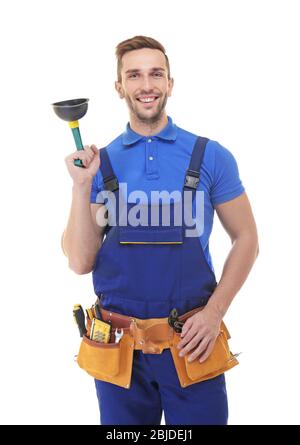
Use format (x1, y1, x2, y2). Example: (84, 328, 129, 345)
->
(92, 137, 229, 425)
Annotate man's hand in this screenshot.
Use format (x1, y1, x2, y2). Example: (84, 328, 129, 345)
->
(65, 144, 100, 185)
(176, 305, 223, 363)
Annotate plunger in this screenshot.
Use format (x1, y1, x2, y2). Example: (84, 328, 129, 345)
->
(52, 98, 89, 167)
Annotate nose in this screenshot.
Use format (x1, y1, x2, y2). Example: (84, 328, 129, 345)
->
(140, 74, 154, 92)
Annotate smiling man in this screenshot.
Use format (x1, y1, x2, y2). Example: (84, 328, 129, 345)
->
(117, 46, 172, 128)
(62, 36, 259, 425)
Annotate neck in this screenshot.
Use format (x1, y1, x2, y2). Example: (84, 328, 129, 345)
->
(129, 113, 168, 136)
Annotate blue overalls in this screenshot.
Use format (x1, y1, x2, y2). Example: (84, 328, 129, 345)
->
(92, 137, 228, 425)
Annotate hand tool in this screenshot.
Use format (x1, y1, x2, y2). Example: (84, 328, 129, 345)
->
(86, 308, 94, 320)
(90, 317, 111, 343)
(73, 304, 87, 337)
(114, 328, 124, 344)
(51, 98, 89, 168)
(168, 308, 184, 333)
(94, 303, 103, 320)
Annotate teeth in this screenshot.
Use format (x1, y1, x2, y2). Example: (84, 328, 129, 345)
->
(139, 97, 156, 103)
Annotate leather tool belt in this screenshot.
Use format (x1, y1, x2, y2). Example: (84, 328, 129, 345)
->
(76, 301, 239, 389)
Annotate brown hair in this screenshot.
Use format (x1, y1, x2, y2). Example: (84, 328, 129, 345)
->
(115, 35, 171, 82)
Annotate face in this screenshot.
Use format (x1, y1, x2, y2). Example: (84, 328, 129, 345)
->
(115, 48, 174, 125)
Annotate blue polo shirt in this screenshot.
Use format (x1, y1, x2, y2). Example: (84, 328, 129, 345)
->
(90, 116, 245, 272)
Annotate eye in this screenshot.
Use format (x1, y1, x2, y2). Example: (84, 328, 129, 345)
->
(128, 73, 138, 79)
(153, 72, 163, 77)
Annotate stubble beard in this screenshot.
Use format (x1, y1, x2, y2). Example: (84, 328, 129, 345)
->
(125, 93, 168, 126)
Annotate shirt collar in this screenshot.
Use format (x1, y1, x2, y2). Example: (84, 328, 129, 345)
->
(122, 116, 177, 146)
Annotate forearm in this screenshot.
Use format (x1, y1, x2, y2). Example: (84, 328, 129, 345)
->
(207, 232, 259, 318)
(63, 182, 100, 274)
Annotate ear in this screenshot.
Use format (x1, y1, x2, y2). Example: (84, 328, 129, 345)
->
(115, 81, 124, 99)
(168, 77, 174, 97)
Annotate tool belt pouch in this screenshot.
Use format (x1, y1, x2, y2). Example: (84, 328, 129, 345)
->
(169, 321, 239, 388)
(76, 320, 134, 389)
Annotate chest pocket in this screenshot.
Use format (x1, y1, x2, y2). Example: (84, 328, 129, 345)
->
(119, 226, 183, 245)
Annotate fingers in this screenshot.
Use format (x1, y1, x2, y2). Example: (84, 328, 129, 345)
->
(177, 313, 217, 362)
(81, 145, 96, 167)
(180, 317, 193, 337)
(186, 337, 211, 363)
(89, 145, 100, 169)
(177, 315, 198, 348)
(198, 340, 215, 363)
(90, 144, 99, 155)
(64, 145, 98, 168)
(178, 328, 198, 349)
(178, 334, 216, 363)
(178, 331, 204, 357)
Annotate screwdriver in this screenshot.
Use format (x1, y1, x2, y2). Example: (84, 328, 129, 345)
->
(73, 304, 87, 337)
(94, 303, 103, 320)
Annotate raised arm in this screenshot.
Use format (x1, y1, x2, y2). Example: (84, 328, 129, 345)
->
(62, 145, 107, 274)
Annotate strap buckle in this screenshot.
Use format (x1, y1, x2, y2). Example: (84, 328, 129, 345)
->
(184, 169, 200, 190)
(103, 176, 119, 192)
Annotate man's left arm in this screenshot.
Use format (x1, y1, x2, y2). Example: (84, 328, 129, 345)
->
(177, 192, 259, 362)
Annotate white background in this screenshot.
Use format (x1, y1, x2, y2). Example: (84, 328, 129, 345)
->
(0, 0, 299, 425)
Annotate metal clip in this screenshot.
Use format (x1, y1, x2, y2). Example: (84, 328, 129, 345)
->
(168, 308, 184, 333)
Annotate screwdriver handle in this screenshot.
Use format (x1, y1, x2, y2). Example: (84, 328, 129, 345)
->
(94, 303, 102, 320)
(73, 305, 87, 337)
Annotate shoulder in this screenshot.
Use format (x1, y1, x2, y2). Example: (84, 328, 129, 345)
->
(175, 125, 238, 168)
(176, 125, 244, 203)
(205, 140, 245, 205)
(103, 133, 124, 154)
(175, 126, 199, 155)
(207, 139, 238, 162)
(203, 139, 240, 173)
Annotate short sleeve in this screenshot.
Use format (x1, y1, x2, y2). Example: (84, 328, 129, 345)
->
(90, 170, 104, 203)
(211, 142, 245, 206)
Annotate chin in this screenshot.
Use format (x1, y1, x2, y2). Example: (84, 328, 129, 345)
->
(135, 105, 164, 122)
(136, 111, 163, 124)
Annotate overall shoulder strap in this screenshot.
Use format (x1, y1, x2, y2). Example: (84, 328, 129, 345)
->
(183, 136, 209, 191)
(99, 147, 119, 192)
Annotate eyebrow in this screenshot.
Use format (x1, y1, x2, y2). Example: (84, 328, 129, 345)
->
(125, 67, 166, 74)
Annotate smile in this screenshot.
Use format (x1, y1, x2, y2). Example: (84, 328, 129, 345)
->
(136, 96, 159, 103)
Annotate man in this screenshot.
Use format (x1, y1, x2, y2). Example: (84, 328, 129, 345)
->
(62, 36, 259, 425)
